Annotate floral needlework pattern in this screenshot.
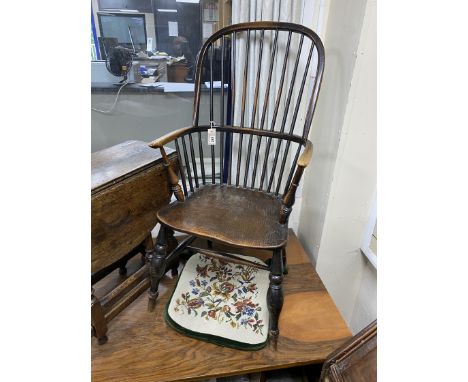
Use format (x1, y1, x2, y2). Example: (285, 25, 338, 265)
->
(173, 254, 265, 335)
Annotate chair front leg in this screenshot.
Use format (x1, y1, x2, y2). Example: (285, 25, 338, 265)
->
(147, 226, 168, 311)
(166, 227, 180, 276)
(140, 233, 153, 266)
(282, 247, 288, 275)
(268, 248, 284, 344)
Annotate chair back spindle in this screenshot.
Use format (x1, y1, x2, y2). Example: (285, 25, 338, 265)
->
(178, 22, 324, 198)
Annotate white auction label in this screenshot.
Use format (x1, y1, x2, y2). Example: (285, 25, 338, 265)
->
(207, 128, 216, 145)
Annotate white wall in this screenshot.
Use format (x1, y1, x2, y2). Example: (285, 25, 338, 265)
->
(298, 0, 376, 334)
(288, 0, 330, 233)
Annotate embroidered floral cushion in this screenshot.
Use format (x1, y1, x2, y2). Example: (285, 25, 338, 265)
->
(165, 252, 270, 350)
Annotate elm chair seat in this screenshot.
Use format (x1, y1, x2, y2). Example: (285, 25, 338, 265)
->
(157, 185, 288, 249)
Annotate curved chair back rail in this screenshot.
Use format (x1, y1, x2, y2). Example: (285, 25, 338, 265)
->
(193, 21, 325, 137)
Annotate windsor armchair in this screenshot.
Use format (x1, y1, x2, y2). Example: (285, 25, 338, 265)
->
(147, 21, 325, 342)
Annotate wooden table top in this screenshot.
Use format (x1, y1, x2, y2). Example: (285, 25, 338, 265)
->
(91, 141, 175, 193)
(92, 230, 351, 382)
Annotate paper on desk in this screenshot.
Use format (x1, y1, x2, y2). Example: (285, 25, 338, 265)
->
(204, 81, 228, 89)
(139, 82, 194, 92)
(148, 55, 171, 60)
(139, 82, 163, 87)
(163, 82, 194, 92)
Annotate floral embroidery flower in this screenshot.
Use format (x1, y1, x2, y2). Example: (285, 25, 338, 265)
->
(187, 297, 204, 309)
(240, 270, 254, 283)
(196, 264, 209, 277)
(233, 298, 257, 314)
(220, 282, 235, 294)
(208, 310, 217, 319)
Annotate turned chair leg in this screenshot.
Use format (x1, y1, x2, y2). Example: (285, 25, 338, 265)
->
(142, 233, 154, 255)
(282, 247, 288, 275)
(142, 234, 153, 266)
(166, 228, 179, 276)
(267, 248, 284, 346)
(147, 226, 167, 311)
(91, 287, 108, 345)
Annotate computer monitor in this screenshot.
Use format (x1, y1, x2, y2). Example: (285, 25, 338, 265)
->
(98, 13, 147, 53)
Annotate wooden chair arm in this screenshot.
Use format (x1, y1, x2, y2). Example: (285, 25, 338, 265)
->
(297, 140, 313, 168)
(148, 126, 193, 148)
(279, 140, 313, 224)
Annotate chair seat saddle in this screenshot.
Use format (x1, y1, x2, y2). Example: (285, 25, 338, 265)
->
(157, 185, 288, 249)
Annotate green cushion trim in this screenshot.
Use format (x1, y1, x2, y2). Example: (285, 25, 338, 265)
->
(164, 270, 268, 351)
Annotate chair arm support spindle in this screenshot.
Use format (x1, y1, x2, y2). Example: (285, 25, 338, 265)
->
(279, 141, 313, 224)
(159, 146, 185, 202)
(279, 166, 303, 224)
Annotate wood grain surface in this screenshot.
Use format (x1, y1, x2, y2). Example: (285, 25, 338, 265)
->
(157, 185, 288, 249)
(92, 141, 165, 192)
(92, 230, 351, 382)
(91, 141, 177, 273)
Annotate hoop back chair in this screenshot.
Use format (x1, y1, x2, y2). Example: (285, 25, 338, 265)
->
(147, 21, 325, 342)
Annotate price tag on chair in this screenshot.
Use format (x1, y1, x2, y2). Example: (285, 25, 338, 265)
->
(208, 121, 216, 145)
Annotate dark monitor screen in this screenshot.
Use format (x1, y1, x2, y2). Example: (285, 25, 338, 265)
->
(98, 13, 147, 51)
